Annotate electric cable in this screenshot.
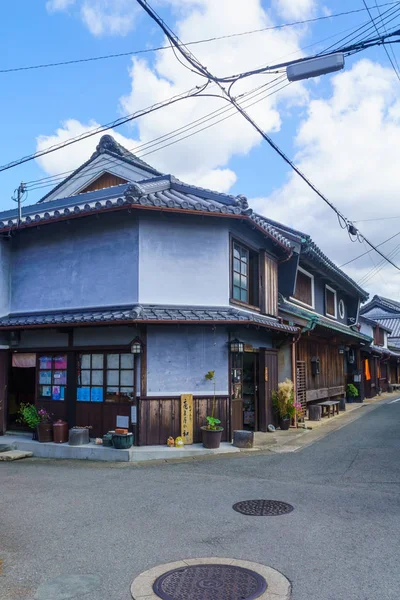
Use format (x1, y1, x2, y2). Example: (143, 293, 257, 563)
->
(362, 0, 400, 80)
(134, 0, 400, 273)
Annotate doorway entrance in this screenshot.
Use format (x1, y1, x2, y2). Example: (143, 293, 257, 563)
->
(231, 351, 259, 432)
(7, 364, 36, 431)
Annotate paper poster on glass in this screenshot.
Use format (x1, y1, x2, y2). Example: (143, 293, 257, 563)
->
(77, 387, 91, 402)
(54, 371, 67, 385)
(41, 385, 51, 397)
(91, 387, 104, 403)
(52, 386, 61, 401)
(39, 356, 52, 370)
(39, 370, 52, 385)
(54, 355, 67, 369)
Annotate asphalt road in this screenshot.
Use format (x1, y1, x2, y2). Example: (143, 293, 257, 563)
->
(1, 399, 400, 600)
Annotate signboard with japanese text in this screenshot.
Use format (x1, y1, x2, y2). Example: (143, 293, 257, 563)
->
(181, 394, 194, 445)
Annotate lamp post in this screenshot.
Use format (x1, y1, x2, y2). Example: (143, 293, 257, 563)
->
(229, 339, 244, 353)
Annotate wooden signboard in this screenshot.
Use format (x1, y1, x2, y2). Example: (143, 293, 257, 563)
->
(181, 394, 194, 444)
(264, 367, 269, 382)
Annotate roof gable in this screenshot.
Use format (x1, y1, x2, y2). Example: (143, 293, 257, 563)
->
(38, 135, 162, 203)
(360, 294, 400, 315)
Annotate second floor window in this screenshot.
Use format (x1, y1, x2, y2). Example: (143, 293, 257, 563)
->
(232, 240, 259, 307)
(293, 267, 314, 308)
(325, 286, 337, 318)
(374, 327, 385, 346)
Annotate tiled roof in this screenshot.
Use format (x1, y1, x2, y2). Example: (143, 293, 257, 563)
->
(279, 299, 372, 342)
(0, 175, 292, 252)
(0, 304, 298, 333)
(359, 315, 393, 333)
(360, 294, 400, 315)
(256, 216, 368, 300)
(38, 134, 162, 203)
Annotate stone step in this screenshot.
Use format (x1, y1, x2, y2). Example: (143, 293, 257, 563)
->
(0, 450, 33, 461)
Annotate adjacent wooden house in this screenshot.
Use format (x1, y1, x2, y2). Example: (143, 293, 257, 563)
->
(0, 135, 299, 444)
(253, 221, 372, 411)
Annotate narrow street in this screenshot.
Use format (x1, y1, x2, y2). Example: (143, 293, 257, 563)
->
(1, 399, 400, 600)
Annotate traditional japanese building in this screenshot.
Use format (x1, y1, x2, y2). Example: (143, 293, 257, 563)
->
(0, 135, 299, 443)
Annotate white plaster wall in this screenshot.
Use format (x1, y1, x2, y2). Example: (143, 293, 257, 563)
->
(138, 214, 230, 305)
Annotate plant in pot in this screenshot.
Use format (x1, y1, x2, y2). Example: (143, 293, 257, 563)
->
(201, 370, 224, 449)
(272, 379, 295, 430)
(17, 403, 40, 440)
(347, 383, 359, 404)
(36, 408, 54, 442)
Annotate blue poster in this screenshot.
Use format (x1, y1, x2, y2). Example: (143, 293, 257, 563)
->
(91, 387, 103, 403)
(52, 386, 61, 401)
(77, 387, 91, 402)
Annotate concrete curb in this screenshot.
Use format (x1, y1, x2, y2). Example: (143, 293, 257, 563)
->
(131, 557, 291, 600)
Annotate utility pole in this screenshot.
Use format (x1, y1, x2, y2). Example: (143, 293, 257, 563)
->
(12, 182, 26, 227)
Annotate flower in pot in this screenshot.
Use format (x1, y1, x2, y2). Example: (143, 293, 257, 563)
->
(201, 370, 224, 449)
(347, 383, 359, 403)
(36, 408, 54, 443)
(272, 379, 295, 430)
(17, 403, 40, 440)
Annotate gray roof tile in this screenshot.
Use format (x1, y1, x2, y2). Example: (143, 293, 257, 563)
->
(0, 304, 298, 333)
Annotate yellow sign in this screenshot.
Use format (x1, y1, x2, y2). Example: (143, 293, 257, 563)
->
(265, 367, 269, 382)
(181, 394, 194, 444)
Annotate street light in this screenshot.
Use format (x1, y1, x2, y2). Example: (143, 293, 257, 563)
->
(287, 53, 345, 82)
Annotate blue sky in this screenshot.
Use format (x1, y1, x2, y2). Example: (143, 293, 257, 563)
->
(1, 0, 400, 295)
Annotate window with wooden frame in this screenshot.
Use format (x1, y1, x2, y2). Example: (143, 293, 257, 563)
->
(38, 354, 67, 401)
(293, 267, 314, 308)
(76, 352, 135, 403)
(374, 327, 385, 346)
(232, 240, 259, 307)
(325, 285, 337, 319)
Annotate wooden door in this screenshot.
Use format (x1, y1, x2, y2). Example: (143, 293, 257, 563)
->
(258, 349, 278, 431)
(231, 353, 244, 432)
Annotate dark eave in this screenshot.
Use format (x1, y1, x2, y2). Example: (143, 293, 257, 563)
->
(0, 177, 293, 256)
(0, 304, 299, 334)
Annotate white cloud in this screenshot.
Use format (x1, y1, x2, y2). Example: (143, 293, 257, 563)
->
(272, 0, 316, 20)
(80, 0, 138, 36)
(252, 58, 400, 297)
(38, 0, 310, 190)
(46, 0, 138, 35)
(36, 119, 139, 175)
(118, 0, 309, 187)
(46, 0, 75, 12)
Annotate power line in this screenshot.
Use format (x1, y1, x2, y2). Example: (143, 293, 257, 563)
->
(340, 229, 400, 266)
(362, 0, 400, 80)
(374, 0, 400, 73)
(25, 20, 365, 193)
(0, 84, 209, 174)
(2, 3, 399, 75)
(135, 0, 400, 274)
(354, 215, 400, 222)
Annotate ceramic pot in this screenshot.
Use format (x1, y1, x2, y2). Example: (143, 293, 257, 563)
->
(37, 422, 53, 443)
(201, 426, 223, 449)
(280, 418, 291, 431)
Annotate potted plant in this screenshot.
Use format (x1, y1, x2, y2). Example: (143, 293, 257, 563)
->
(201, 371, 224, 449)
(17, 403, 40, 440)
(272, 379, 295, 430)
(347, 383, 359, 403)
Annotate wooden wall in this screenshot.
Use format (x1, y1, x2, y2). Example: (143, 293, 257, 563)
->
(262, 252, 278, 317)
(139, 396, 230, 446)
(78, 172, 128, 194)
(297, 336, 344, 396)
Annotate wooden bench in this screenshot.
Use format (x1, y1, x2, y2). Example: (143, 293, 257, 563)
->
(316, 400, 340, 418)
(391, 383, 400, 390)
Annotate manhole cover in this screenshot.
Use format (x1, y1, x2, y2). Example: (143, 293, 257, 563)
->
(153, 564, 267, 600)
(233, 499, 294, 516)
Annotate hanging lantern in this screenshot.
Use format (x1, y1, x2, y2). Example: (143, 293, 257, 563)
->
(230, 339, 244, 353)
(130, 337, 143, 354)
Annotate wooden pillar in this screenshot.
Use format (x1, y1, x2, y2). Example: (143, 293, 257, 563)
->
(0, 350, 9, 435)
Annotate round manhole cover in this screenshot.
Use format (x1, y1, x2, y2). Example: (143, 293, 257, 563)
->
(233, 499, 294, 516)
(153, 564, 267, 600)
